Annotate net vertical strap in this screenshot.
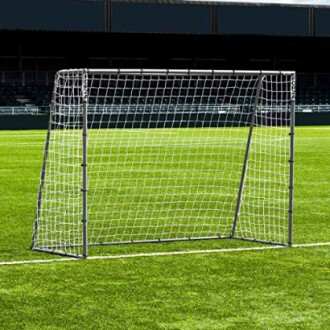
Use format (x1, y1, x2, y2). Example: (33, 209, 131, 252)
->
(32, 69, 295, 258)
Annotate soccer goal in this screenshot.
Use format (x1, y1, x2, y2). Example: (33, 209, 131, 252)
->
(32, 69, 295, 258)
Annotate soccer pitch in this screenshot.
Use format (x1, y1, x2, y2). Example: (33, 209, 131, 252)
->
(34, 126, 292, 257)
(0, 127, 329, 329)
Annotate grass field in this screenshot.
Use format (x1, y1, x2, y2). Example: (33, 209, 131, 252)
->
(0, 127, 329, 329)
(35, 126, 292, 257)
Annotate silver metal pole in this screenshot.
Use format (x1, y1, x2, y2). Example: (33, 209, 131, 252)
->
(32, 119, 52, 249)
(31, 75, 57, 249)
(288, 73, 295, 246)
(231, 74, 264, 238)
(82, 69, 89, 258)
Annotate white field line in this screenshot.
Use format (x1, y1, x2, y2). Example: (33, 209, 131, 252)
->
(0, 143, 44, 147)
(296, 126, 330, 130)
(0, 242, 329, 266)
(1, 135, 328, 144)
(0, 138, 328, 148)
(0, 132, 47, 139)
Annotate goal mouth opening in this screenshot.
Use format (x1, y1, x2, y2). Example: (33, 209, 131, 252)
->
(32, 69, 295, 258)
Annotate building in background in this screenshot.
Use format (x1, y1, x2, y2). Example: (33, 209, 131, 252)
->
(0, 0, 330, 108)
(0, 0, 330, 35)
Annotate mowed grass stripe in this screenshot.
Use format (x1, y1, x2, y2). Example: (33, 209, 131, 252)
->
(0, 127, 329, 329)
(0, 126, 329, 261)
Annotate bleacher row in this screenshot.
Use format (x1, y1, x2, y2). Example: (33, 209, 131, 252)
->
(1, 84, 330, 107)
(0, 85, 52, 107)
(297, 86, 330, 105)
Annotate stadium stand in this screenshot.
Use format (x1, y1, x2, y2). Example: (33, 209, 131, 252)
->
(1, 79, 330, 108)
(1, 30, 330, 113)
(0, 84, 52, 107)
(297, 86, 330, 105)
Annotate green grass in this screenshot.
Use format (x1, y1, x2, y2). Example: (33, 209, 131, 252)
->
(36, 126, 293, 256)
(0, 127, 329, 329)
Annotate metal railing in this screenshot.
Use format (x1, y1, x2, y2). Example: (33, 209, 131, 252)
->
(1, 104, 330, 116)
(0, 106, 50, 115)
(296, 104, 330, 112)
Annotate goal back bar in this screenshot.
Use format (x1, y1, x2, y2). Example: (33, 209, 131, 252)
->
(32, 69, 295, 258)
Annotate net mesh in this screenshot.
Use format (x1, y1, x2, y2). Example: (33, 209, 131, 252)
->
(33, 69, 294, 257)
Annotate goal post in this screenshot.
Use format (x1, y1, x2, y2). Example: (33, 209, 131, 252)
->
(32, 69, 295, 258)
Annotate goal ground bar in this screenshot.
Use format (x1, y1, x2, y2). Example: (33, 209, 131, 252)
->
(2, 242, 329, 266)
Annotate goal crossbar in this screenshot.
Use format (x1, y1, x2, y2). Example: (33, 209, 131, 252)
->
(61, 68, 296, 75)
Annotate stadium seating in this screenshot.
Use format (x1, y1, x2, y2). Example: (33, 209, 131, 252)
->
(0, 84, 52, 107)
(297, 86, 330, 105)
(1, 83, 330, 107)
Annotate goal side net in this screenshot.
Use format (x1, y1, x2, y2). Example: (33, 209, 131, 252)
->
(32, 69, 295, 258)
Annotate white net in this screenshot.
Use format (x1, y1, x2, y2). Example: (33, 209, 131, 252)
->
(32, 69, 295, 257)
